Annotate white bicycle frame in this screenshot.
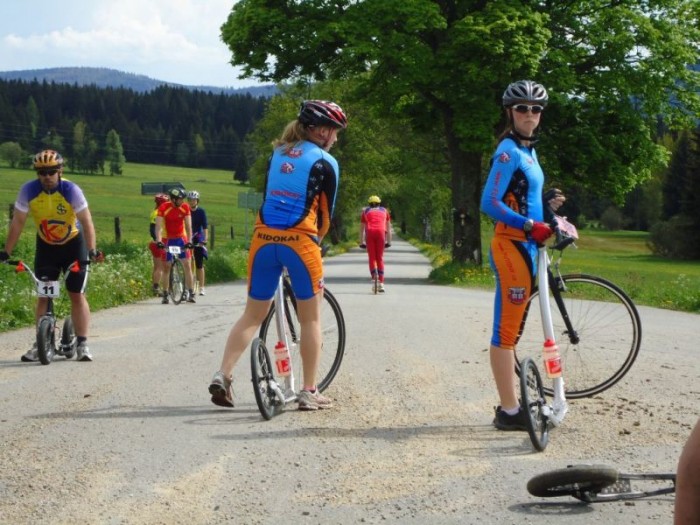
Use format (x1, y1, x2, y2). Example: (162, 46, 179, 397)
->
(267, 270, 299, 406)
(536, 246, 569, 427)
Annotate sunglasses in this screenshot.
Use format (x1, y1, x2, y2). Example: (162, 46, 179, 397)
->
(512, 104, 544, 114)
(38, 169, 60, 177)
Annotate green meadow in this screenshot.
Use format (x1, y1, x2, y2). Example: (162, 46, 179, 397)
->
(0, 163, 259, 246)
(422, 228, 700, 313)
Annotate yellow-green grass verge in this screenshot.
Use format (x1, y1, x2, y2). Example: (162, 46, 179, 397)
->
(418, 228, 700, 313)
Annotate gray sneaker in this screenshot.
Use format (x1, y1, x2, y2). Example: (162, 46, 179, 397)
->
(76, 342, 93, 362)
(297, 389, 333, 411)
(209, 371, 234, 407)
(21, 343, 39, 362)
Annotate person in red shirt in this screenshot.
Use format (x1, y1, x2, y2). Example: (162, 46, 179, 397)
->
(154, 187, 196, 303)
(359, 195, 392, 292)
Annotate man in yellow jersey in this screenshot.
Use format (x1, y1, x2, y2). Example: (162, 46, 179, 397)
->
(0, 150, 103, 362)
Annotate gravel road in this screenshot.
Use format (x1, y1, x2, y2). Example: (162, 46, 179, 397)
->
(0, 237, 697, 524)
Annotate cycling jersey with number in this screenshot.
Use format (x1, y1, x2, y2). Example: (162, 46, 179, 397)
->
(14, 179, 88, 245)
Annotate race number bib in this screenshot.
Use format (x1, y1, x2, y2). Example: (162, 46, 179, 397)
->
(37, 280, 60, 298)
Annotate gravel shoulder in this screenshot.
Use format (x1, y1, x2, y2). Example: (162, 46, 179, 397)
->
(0, 238, 697, 524)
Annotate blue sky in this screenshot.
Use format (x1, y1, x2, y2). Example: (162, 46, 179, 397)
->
(0, 0, 261, 88)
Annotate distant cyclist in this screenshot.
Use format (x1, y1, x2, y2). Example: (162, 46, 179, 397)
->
(148, 193, 169, 295)
(359, 195, 392, 292)
(187, 190, 208, 296)
(154, 187, 196, 304)
(0, 149, 104, 362)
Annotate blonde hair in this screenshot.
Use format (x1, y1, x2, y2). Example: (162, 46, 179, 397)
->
(272, 120, 312, 150)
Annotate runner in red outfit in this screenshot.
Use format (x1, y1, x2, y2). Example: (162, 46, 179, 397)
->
(359, 195, 392, 292)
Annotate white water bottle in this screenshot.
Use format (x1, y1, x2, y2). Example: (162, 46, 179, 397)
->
(543, 339, 562, 379)
(274, 342, 291, 377)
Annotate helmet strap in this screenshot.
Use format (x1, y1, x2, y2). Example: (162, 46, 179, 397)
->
(510, 128, 539, 145)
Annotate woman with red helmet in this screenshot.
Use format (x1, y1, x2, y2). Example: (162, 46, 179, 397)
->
(208, 100, 347, 411)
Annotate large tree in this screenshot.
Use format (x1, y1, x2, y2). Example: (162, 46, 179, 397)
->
(222, 0, 699, 263)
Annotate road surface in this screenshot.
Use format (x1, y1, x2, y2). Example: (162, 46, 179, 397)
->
(0, 237, 697, 524)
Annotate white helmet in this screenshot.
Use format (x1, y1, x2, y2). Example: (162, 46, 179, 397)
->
(187, 190, 200, 200)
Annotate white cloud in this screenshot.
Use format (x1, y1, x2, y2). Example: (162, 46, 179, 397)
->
(0, 0, 259, 88)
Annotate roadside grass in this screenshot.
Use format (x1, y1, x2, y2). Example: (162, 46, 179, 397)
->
(0, 163, 259, 246)
(418, 228, 700, 313)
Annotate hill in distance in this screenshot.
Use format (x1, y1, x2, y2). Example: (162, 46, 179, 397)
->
(0, 67, 276, 97)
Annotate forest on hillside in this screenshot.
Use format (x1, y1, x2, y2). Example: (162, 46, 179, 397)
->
(0, 79, 268, 179)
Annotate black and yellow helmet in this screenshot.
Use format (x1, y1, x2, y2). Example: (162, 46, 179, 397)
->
(368, 195, 381, 204)
(33, 150, 64, 170)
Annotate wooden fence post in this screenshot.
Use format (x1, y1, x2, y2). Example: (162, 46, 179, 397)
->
(114, 217, 121, 243)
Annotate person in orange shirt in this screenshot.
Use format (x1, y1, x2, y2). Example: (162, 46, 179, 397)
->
(359, 195, 392, 292)
(154, 187, 196, 304)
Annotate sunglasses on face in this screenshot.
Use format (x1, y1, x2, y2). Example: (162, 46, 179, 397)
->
(512, 104, 544, 114)
(38, 169, 59, 177)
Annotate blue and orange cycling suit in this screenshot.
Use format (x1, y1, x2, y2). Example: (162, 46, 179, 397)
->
(14, 178, 89, 292)
(361, 206, 391, 283)
(480, 135, 545, 350)
(249, 140, 339, 301)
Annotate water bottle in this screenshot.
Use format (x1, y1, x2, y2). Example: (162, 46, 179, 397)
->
(542, 339, 562, 379)
(274, 342, 291, 377)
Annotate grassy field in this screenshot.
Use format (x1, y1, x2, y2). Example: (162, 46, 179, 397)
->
(420, 227, 700, 313)
(0, 163, 260, 247)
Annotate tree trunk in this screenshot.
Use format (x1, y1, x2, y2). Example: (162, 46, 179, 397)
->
(443, 112, 483, 265)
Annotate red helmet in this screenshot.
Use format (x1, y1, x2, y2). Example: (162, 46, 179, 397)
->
(154, 193, 169, 206)
(298, 100, 347, 129)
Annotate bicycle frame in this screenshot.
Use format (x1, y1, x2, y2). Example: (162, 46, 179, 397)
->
(266, 271, 299, 406)
(536, 246, 568, 427)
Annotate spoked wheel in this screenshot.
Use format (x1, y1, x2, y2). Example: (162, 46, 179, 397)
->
(373, 273, 379, 295)
(259, 282, 346, 392)
(527, 465, 619, 500)
(60, 316, 77, 359)
(36, 316, 56, 365)
(516, 274, 642, 398)
(519, 357, 549, 452)
(169, 259, 186, 305)
(250, 338, 282, 420)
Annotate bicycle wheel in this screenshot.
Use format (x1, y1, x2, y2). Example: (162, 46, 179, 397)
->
(250, 338, 281, 420)
(60, 316, 77, 359)
(259, 282, 345, 392)
(36, 316, 56, 365)
(527, 465, 619, 500)
(519, 358, 549, 452)
(169, 259, 186, 305)
(516, 274, 642, 398)
(373, 272, 378, 295)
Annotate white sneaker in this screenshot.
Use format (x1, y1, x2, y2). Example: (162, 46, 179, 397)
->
(378, 282, 385, 293)
(297, 389, 333, 410)
(21, 343, 39, 362)
(77, 342, 93, 362)
(199, 288, 206, 296)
